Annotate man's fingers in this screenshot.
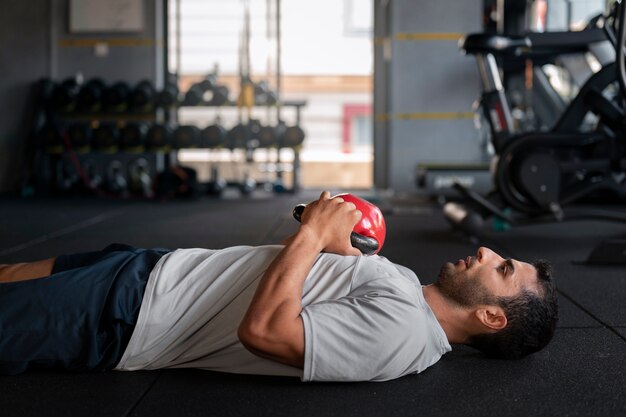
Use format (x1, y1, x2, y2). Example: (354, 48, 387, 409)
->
(303, 191, 365, 256)
(351, 207, 362, 223)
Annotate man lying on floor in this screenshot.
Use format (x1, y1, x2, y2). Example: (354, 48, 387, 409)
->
(0, 192, 558, 381)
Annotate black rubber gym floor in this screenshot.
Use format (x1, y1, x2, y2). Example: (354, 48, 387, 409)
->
(1, 191, 625, 417)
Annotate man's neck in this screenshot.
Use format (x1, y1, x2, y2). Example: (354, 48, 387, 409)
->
(422, 284, 472, 345)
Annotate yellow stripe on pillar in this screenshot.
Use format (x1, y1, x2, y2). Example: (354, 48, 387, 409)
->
(394, 33, 463, 41)
(375, 112, 473, 121)
(58, 38, 158, 48)
(396, 112, 473, 120)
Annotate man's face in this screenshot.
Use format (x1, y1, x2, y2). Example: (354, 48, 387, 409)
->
(436, 247, 538, 308)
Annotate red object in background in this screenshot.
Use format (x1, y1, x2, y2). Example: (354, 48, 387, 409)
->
(335, 193, 386, 254)
(342, 104, 372, 153)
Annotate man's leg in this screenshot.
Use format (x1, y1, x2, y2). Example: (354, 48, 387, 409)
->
(0, 258, 56, 283)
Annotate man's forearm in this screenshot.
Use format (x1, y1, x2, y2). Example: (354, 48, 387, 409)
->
(238, 192, 361, 367)
(238, 226, 320, 367)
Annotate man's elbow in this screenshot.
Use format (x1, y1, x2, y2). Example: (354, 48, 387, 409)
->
(237, 318, 305, 368)
(238, 320, 282, 361)
(237, 319, 281, 357)
(237, 320, 263, 352)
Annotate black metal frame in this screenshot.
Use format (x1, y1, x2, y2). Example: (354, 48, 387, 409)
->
(446, 2, 626, 234)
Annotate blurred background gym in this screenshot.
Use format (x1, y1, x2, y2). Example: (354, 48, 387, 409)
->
(0, 0, 619, 199)
(1, 1, 625, 416)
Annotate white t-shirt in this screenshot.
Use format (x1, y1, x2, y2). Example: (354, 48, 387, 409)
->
(115, 246, 451, 382)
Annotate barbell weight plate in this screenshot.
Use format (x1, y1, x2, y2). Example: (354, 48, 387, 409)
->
(67, 123, 92, 150)
(92, 123, 119, 152)
(120, 122, 149, 151)
(77, 78, 106, 113)
(146, 124, 173, 151)
(103, 81, 131, 113)
(201, 124, 226, 148)
(172, 125, 201, 149)
(282, 125, 305, 147)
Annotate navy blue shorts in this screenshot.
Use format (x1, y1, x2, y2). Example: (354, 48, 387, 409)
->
(0, 244, 170, 375)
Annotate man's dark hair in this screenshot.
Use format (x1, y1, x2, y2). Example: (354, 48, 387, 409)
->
(467, 259, 558, 359)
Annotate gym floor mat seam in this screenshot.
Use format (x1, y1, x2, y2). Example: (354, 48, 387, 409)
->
(557, 289, 626, 344)
(0, 209, 125, 257)
(122, 371, 164, 417)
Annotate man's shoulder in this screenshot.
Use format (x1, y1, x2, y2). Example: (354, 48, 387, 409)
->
(351, 255, 421, 290)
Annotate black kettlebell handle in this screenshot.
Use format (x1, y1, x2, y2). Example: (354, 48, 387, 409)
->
(292, 204, 379, 255)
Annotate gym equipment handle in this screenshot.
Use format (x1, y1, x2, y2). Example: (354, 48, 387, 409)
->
(292, 204, 379, 255)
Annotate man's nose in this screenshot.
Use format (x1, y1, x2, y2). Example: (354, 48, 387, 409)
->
(477, 247, 501, 262)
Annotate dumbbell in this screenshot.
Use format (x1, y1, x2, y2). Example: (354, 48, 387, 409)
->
(56, 159, 80, 192)
(51, 77, 80, 112)
(105, 160, 128, 194)
(248, 119, 262, 146)
(92, 123, 119, 152)
(258, 125, 279, 148)
(182, 79, 229, 106)
(183, 84, 203, 106)
(198, 73, 217, 91)
(226, 123, 249, 149)
(103, 81, 131, 113)
(292, 193, 386, 255)
(130, 80, 156, 112)
(156, 82, 179, 108)
(254, 81, 269, 105)
(146, 124, 172, 151)
(128, 158, 153, 197)
(39, 123, 65, 154)
(119, 122, 149, 151)
(254, 81, 277, 106)
(239, 175, 256, 195)
(201, 124, 226, 148)
(206, 166, 227, 196)
(67, 123, 92, 151)
(172, 125, 201, 149)
(281, 125, 306, 148)
(82, 158, 102, 190)
(208, 85, 230, 106)
(77, 78, 106, 113)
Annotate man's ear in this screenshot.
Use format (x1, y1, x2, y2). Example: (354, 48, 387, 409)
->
(475, 306, 507, 331)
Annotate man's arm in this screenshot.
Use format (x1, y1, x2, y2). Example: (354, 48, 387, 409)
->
(0, 258, 56, 282)
(238, 191, 362, 368)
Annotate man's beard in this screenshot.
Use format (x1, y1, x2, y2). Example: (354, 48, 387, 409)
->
(435, 262, 496, 308)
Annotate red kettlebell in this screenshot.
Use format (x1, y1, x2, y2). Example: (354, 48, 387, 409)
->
(336, 193, 386, 254)
(293, 193, 386, 255)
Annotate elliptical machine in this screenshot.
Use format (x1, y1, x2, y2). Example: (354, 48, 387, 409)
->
(445, 2, 626, 242)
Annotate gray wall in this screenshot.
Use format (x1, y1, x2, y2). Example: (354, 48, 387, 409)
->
(0, 0, 50, 193)
(0, 0, 162, 193)
(51, 0, 162, 83)
(374, 0, 486, 195)
(373, 0, 390, 190)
